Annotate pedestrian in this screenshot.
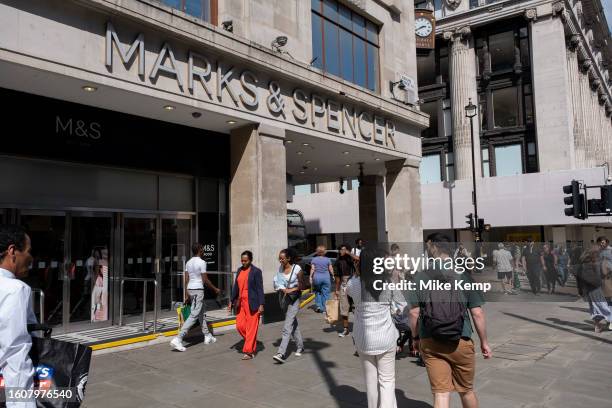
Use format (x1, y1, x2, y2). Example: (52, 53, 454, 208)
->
(273, 248, 304, 363)
(229, 250, 264, 360)
(408, 233, 492, 408)
(556, 246, 570, 287)
(540, 243, 558, 294)
(492, 243, 516, 295)
(309, 245, 333, 315)
(0, 224, 37, 408)
(522, 239, 542, 295)
(575, 245, 612, 333)
(347, 246, 406, 408)
(170, 243, 220, 352)
(335, 244, 356, 337)
(351, 238, 364, 258)
(597, 236, 612, 306)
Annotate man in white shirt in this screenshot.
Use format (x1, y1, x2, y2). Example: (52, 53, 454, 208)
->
(492, 243, 516, 295)
(0, 224, 36, 408)
(170, 243, 220, 352)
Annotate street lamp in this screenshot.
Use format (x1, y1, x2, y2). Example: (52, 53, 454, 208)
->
(465, 98, 480, 242)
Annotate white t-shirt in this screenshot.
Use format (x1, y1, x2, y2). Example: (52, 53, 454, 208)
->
(186, 257, 207, 290)
(351, 247, 362, 257)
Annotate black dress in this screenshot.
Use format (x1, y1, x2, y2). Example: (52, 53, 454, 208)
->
(542, 252, 556, 292)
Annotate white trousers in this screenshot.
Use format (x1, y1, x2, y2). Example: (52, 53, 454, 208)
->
(359, 347, 397, 408)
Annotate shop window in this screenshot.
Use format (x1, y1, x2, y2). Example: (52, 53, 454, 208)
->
(160, 0, 212, 22)
(421, 154, 442, 184)
(489, 31, 515, 71)
(494, 144, 522, 176)
(492, 87, 519, 128)
(311, 0, 379, 91)
(481, 148, 490, 177)
(421, 101, 439, 138)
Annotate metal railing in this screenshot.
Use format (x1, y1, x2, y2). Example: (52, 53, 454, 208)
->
(119, 277, 159, 333)
(31, 288, 45, 324)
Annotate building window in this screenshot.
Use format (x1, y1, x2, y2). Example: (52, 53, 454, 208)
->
(417, 52, 436, 87)
(442, 99, 452, 137)
(311, 0, 379, 91)
(445, 152, 455, 182)
(293, 185, 312, 196)
(160, 0, 212, 22)
(421, 101, 439, 138)
(488, 31, 515, 71)
(421, 154, 442, 184)
(494, 144, 523, 176)
(492, 86, 519, 128)
(481, 148, 490, 177)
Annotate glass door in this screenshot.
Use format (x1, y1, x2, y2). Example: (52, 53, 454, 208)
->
(19, 212, 67, 330)
(161, 217, 191, 312)
(120, 216, 158, 320)
(68, 214, 113, 330)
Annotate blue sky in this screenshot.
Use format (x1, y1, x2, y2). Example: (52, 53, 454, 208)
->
(604, 0, 612, 32)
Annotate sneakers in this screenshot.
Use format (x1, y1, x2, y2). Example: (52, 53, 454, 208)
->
(338, 329, 350, 337)
(204, 334, 217, 344)
(294, 348, 304, 357)
(170, 337, 186, 352)
(273, 353, 286, 363)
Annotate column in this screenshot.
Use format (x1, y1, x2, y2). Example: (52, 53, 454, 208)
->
(358, 174, 386, 243)
(579, 59, 596, 167)
(529, 8, 575, 170)
(385, 159, 423, 243)
(444, 26, 481, 180)
(566, 35, 584, 168)
(230, 124, 287, 293)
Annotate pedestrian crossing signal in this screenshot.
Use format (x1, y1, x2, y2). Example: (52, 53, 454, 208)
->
(563, 180, 586, 219)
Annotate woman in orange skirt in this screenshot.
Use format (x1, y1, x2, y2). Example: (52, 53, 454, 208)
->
(229, 251, 265, 360)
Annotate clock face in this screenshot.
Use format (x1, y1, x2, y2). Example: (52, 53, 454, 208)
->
(415, 17, 433, 37)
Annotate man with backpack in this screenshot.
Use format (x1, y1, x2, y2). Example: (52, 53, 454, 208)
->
(408, 233, 492, 408)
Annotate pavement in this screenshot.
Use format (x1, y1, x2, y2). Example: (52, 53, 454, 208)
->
(83, 290, 612, 408)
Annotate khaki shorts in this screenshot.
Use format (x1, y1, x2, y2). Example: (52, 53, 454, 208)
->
(420, 338, 475, 393)
(339, 276, 350, 316)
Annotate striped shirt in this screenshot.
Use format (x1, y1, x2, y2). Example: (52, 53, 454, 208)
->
(346, 277, 407, 355)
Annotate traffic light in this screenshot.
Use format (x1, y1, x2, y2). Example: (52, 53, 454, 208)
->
(465, 213, 474, 230)
(601, 185, 612, 213)
(563, 180, 586, 219)
(477, 218, 485, 232)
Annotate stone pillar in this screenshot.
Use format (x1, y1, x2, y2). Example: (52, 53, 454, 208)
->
(529, 9, 575, 170)
(579, 60, 596, 167)
(358, 174, 386, 244)
(385, 159, 423, 243)
(444, 26, 481, 180)
(230, 124, 287, 293)
(566, 35, 584, 169)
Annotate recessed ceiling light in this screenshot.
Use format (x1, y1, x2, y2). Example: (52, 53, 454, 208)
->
(343, 151, 350, 155)
(297, 151, 303, 155)
(375, 158, 381, 161)
(302, 143, 310, 146)
(299, 171, 305, 174)
(314, 167, 318, 171)
(163, 105, 175, 111)
(305, 160, 312, 164)
(226, 120, 236, 124)
(344, 164, 351, 167)
(82, 85, 97, 92)
(286, 140, 293, 144)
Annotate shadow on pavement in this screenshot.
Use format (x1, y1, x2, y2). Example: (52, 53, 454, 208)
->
(503, 312, 612, 345)
(545, 317, 594, 332)
(229, 339, 266, 354)
(559, 306, 590, 313)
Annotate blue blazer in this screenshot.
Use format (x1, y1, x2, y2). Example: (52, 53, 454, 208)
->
(231, 265, 265, 313)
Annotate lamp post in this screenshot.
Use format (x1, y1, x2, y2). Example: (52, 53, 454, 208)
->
(465, 98, 480, 242)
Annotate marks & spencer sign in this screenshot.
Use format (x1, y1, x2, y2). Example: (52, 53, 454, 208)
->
(105, 22, 397, 149)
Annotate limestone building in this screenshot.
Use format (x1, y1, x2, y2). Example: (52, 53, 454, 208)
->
(0, 0, 425, 333)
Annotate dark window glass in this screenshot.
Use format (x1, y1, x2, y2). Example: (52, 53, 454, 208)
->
(434, 0, 442, 10)
(492, 87, 519, 128)
(366, 21, 379, 45)
(476, 43, 486, 75)
(524, 92, 534, 124)
(163, 0, 181, 8)
(185, 0, 203, 19)
(494, 144, 523, 176)
(421, 101, 439, 138)
(489, 31, 515, 71)
(520, 38, 530, 66)
(354, 37, 366, 87)
(323, 0, 338, 21)
(339, 4, 352, 29)
(481, 148, 490, 177)
(479, 93, 487, 130)
(445, 152, 455, 182)
(340, 29, 353, 82)
(352, 13, 366, 37)
(312, 0, 322, 11)
(324, 20, 340, 76)
(439, 54, 449, 83)
(367, 43, 377, 91)
(311, 14, 324, 69)
(417, 52, 436, 86)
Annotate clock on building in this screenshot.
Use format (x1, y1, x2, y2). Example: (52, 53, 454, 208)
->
(415, 9, 435, 49)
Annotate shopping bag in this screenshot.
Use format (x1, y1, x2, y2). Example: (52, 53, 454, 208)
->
(29, 336, 92, 408)
(325, 299, 339, 324)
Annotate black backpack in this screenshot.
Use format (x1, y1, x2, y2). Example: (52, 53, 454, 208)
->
(422, 273, 467, 341)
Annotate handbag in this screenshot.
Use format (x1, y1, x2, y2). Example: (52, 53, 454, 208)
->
(278, 265, 300, 313)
